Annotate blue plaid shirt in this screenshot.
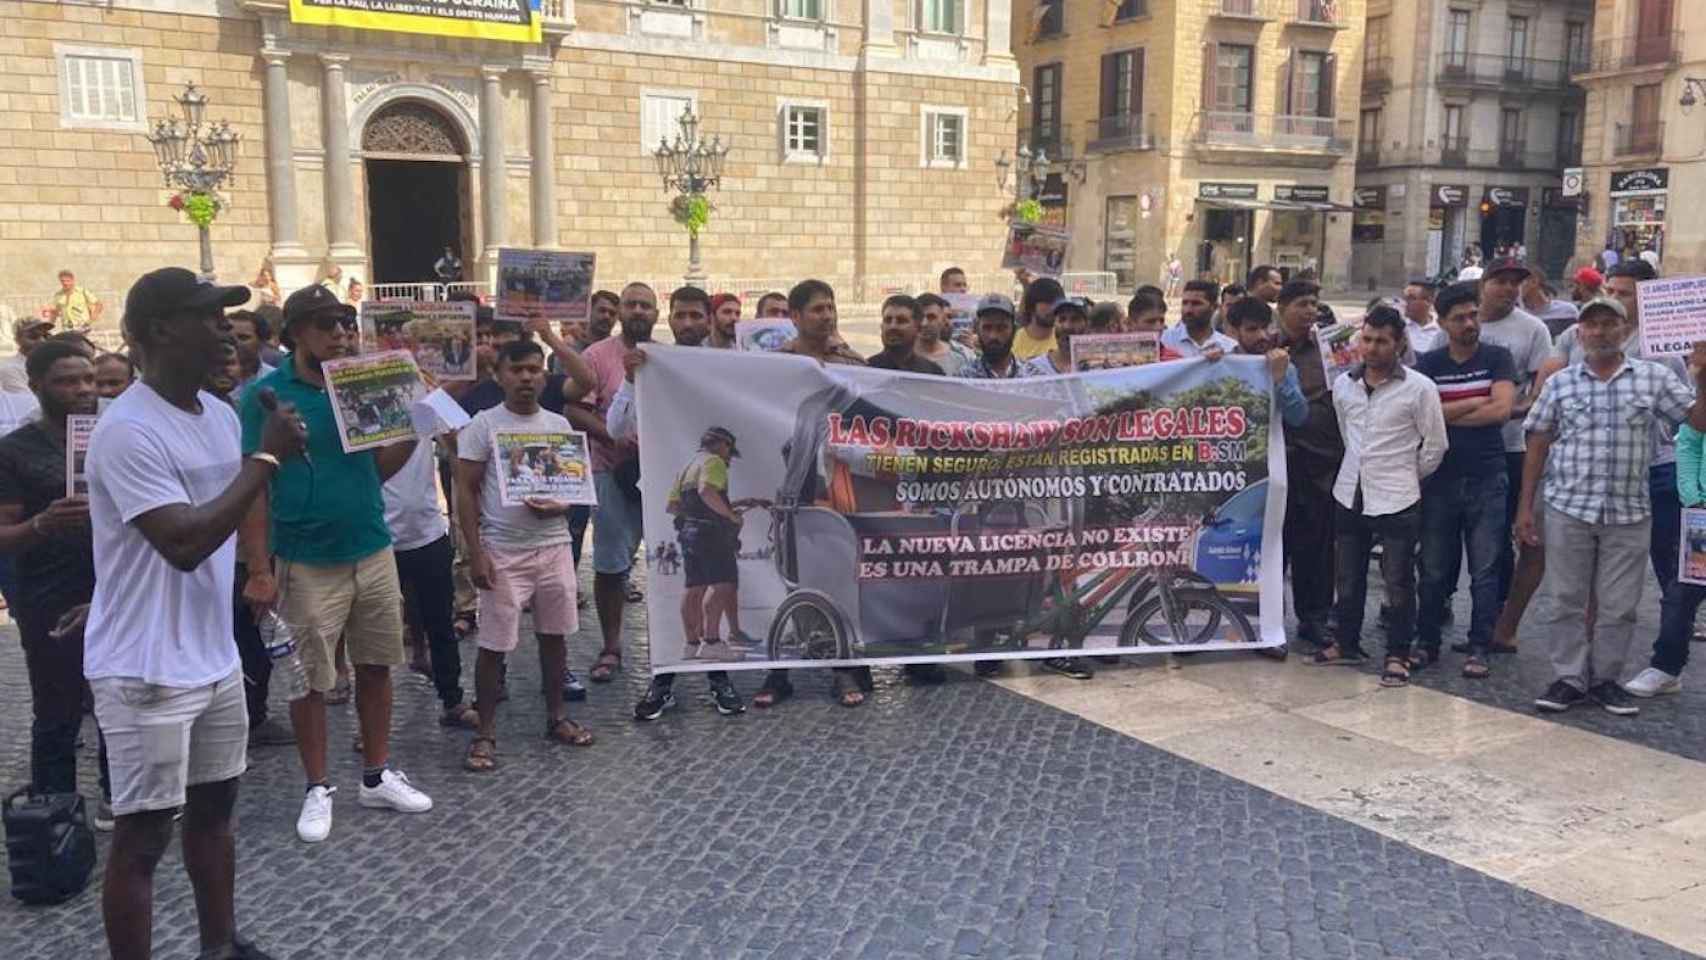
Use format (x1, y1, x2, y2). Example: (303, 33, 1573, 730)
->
(957, 354, 1034, 379)
(1525, 358, 1696, 525)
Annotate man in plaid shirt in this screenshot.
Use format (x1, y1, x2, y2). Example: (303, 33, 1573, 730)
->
(1517, 296, 1706, 717)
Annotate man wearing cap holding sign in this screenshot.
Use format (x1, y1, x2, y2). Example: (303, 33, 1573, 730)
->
(1518, 295, 1706, 717)
(237, 283, 433, 844)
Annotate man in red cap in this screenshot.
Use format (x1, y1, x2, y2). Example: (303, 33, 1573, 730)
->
(1571, 266, 1604, 304)
(709, 293, 740, 349)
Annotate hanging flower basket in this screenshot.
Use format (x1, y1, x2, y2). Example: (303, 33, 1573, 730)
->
(670, 194, 713, 238)
(165, 189, 227, 228)
(1012, 198, 1044, 225)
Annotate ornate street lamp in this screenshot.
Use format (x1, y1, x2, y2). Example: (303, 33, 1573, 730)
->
(653, 106, 730, 284)
(145, 81, 240, 278)
(1682, 77, 1706, 114)
(994, 144, 1048, 227)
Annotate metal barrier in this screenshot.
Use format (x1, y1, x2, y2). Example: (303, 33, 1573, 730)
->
(370, 282, 444, 302)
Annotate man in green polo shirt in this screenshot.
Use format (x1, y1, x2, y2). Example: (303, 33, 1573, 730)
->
(237, 284, 433, 845)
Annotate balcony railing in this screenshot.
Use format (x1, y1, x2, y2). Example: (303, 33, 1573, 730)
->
(1614, 121, 1664, 157)
(1086, 113, 1155, 152)
(540, 0, 572, 25)
(1580, 32, 1682, 73)
(1362, 56, 1392, 93)
(1027, 127, 1068, 159)
(1440, 136, 1468, 166)
(1498, 139, 1525, 167)
(1435, 53, 1572, 90)
(1194, 111, 1352, 152)
(1356, 142, 1380, 168)
(1558, 140, 1582, 167)
(1206, 0, 1277, 20)
(1290, 0, 1342, 27)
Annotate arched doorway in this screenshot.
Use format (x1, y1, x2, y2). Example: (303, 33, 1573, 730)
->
(362, 101, 471, 285)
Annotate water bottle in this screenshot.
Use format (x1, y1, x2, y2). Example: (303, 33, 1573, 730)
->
(258, 610, 309, 703)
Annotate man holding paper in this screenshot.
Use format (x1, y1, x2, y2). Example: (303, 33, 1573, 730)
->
(455, 340, 595, 771)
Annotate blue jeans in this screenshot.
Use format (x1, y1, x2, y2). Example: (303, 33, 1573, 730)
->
(1650, 462, 1682, 595)
(1651, 579, 1706, 676)
(1418, 471, 1509, 655)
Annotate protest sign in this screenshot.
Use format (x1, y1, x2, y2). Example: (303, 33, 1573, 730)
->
(360, 301, 477, 381)
(493, 429, 597, 507)
(66, 414, 96, 496)
(735, 320, 798, 352)
(944, 293, 980, 337)
(321, 349, 424, 453)
(635, 347, 1286, 674)
(1071, 333, 1159, 372)
(496, 249, 596, 325)
(1001, 226, 1070, 277)
(1682, 508, 1706, 586)
(1317, 324, 1362, 384)
(1638, 276, 1706, 357)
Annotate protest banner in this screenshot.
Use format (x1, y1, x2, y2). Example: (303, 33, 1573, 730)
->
(66, 414, 97, 496)
(493, 429, 597, 507)
(496, 249, 596, 326)
(736, 319, 797, 352)
(1316, 324, 1362, 384)
(1682, 508, 1706, 586)
(944, 293, 980, 337)
(1001, 226, 1070, 277)
(635, 346, 1286, 674)
(360, 301, 477, 381)
(1071, 333, 1159, 372)
(321, 349, 424, 453)
(1638, 276, 1706, 358)
(287, 0, 541, 43)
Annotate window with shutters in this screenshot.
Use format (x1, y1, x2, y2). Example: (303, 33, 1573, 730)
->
(919, 0, 963, 33)
(641, 90, 697, 156)
(1097, 49, 1143, 142)
(778, 0, 821, 18)
(1499, 108, 1524, 162)
(1216, 44, 1254, 113)
(921, 107, 968, 167)
(1032, 64, 1062, 150)
(1565, 22, 1589, 71)
(56, 46, 146, 131)
(1364, 15, 1388, 60)
(1505, 16, 1529, 63)
(1359, 108, 1380, 144)
(1292, 51, 1328, 116)
(1444, 10, 1471, 67)
(1036, 0, 1064, 38)
(1558, 110, 1581, 164)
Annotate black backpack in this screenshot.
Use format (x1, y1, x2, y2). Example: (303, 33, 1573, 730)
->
(4, 788, 96, 905)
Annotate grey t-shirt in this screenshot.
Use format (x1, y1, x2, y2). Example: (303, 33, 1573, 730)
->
(458, 404, 573, 550)
(1477, 305, 1554, 453)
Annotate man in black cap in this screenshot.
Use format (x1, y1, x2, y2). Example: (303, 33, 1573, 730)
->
(237, 283, 433, 845)
(81, 266, 307, 960)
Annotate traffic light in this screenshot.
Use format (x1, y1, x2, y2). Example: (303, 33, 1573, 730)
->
(1479, 200, 1493, 216)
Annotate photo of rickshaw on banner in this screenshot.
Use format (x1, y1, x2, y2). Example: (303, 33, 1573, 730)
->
(635, 347, 1287, 675)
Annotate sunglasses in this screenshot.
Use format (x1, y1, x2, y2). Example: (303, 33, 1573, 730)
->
(308, 313, 356, 332)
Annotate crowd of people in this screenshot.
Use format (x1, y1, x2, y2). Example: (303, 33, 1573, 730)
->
(0, 250, 1701, 959)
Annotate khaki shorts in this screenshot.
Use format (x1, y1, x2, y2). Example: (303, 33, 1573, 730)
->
(279, 547, 405, 693)
(92, 670, 247, 817)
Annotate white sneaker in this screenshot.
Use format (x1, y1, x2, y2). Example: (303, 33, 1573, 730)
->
(358, 768, 433, 813)
(1624, 667, 1682, 698)
(297, 785, 335, 843)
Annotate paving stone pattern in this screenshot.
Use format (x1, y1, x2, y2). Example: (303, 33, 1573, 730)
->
(0, 568, 1697, 960)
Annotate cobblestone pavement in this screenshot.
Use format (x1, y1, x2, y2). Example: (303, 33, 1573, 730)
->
(0, 567, 1698, 960)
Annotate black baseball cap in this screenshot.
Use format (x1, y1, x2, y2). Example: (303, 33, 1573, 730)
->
(282, 283, 357, 327)
(124, 268, 250, 324)
(701, 426, 741, 458)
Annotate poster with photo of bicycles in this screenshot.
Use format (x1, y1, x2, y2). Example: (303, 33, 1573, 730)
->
(633, 346, 1287, 674)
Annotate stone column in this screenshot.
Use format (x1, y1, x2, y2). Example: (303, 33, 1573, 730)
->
(480, 67, 508, 266)
(983, 0, 1013, 65)
(863, 0, 895, 54)
(320, 54, 360, 258)
(262, 50, 305, 262)
(528, 68, 557, 249)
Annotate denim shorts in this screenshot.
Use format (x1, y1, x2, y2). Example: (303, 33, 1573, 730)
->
(92, 670, 247, 817)
(592, 471, 645, 575)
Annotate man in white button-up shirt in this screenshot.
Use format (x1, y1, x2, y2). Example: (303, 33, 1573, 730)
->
(1312, 306, 1447, 686)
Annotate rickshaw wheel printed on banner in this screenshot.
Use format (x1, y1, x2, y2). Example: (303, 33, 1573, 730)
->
(766, 590, 853, 662)
(1119, 590, 1257, 648)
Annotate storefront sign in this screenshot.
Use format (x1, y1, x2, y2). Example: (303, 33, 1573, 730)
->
(288, 0, 542, 43)
(1199, 182, 1259, 200)
(1275, 185, 1331, 203)
(1352, 187, 1386, 209)
(1431, 184, 1468, 208)
(1484, 186, 1530, 208)
(1610, 167, 1670, 196)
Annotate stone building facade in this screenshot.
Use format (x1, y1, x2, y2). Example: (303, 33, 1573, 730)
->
(0, 0, 1018, 299)
(1013, 0, 1365, 292)
(1572, 0, 1702, 275)
(1351, 0, 1591, 291)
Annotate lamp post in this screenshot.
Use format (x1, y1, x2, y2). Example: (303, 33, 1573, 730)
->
(145, 81, 240, 278)
(653, 106, 730, 286)
(994, 144, 1048, 225)
(1682, 77, 1706, 114)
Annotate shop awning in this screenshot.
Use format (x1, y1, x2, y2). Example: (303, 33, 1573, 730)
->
(1196, 198, 1353, 212)
(1196, 197, 1272, 210)
(1279, 199, 1354, 212)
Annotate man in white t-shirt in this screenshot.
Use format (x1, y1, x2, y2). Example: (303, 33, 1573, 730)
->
(455, 339, 595, 771)
(80, 267, 306, 960)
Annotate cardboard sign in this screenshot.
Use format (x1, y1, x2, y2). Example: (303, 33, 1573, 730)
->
(1637, 276, 1706, 357)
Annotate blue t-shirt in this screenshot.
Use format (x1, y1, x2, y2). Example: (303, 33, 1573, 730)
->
(1413, 342, 1517, 486)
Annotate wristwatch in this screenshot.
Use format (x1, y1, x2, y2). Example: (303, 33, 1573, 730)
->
(249, 452, 281, 470)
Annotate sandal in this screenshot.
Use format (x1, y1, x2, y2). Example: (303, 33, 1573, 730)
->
(1406, 648, 1439, 672)
(546, 717, 595, 746)
(465, 736, 497, 772)
(752, 672, 794, 709)
(625, 584, 644, 604)
(1379, 656, 1410, 688)
(833, 670, 866, 708)
(589, 650, 621, 683)
(438, 703, 479, 729)
(452, 612, 476, 641)
(1309, 643, 1367, 666)
(1461, 656, 1490, 679)
(325, 676, 352, 705)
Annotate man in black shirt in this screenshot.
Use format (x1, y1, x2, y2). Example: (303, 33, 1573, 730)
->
(0, 339, 109, 819)
(867, 295, 944, 374)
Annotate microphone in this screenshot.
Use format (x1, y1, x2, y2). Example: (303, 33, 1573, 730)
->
(256, 388, 309, 463)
